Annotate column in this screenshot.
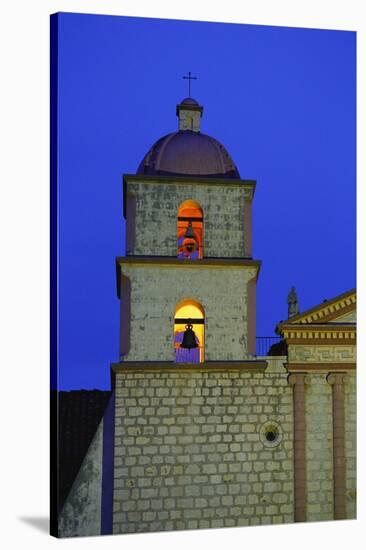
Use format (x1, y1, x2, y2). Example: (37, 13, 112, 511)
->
(288, 373, 307, 522)
(327, 373, 347, 520)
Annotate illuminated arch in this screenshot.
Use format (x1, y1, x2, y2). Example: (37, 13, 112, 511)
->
(177, 200, 203, 259)
(174, 299, 205, 363)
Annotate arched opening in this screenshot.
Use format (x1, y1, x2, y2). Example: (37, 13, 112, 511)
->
(174, 300, 204, 363)
(177, 200, 203, 259)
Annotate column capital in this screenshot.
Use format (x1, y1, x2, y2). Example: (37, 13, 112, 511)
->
(288, 373, 307, 386)
(327, 373, 349, 386)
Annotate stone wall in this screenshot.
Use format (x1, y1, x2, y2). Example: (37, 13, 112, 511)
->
(344, 374, 357, 518)
(112, 365, 294, 534)
(57, 364, 356, 536)
(58, 421, 104, 537)
(125, 179, 252, 258)
(120, 264, 257, 362)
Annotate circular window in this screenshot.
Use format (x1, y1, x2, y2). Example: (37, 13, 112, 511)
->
(260, 421, 282, 448)
(265, 429, 278, 442)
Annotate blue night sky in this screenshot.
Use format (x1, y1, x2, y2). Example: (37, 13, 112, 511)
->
(56, 12, 356, 390)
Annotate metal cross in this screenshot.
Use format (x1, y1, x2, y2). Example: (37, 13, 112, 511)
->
(183, 72, 197, 97)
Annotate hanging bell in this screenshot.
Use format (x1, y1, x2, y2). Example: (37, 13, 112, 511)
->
(182, 221, 198, 254)
(181, 321, 198, 349)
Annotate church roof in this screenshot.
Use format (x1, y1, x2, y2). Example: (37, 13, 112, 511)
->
(137, 97, 240, 179)
(276, 288, 356, 334)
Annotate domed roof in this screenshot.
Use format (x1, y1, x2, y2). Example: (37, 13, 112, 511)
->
(137, 131, 240, 179)
(180, 97, 199, 106)
(137, 97, 240, 179)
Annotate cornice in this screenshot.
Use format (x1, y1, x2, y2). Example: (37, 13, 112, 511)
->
(111, 360, 268, 381)
(281, 326, 356, 345)
(117, 256, 261, 268)
(123, 173, 256, 189)
(286, 362, 356, 373)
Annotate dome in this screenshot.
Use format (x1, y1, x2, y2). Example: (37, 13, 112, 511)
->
(180, 97, 199, 106)
(137, 131, 240, 179)
(137, 97, 240, 179)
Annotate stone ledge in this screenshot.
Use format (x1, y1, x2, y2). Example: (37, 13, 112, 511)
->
(111, 360, 267, 377)
(116, 256, 261, 267)
(286, 362, 356, 373)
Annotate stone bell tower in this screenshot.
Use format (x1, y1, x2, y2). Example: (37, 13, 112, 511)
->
(116, 96, 261, 364)
(110, 97, 292, 536)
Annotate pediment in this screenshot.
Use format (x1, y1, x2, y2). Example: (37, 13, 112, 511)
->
(331, 309, 356, 323)
(278, 289, 356, 329)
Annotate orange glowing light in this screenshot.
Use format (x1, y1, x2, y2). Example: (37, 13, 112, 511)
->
(177, 200, 203, 259)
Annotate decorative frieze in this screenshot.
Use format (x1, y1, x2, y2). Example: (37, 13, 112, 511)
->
(288, 345, 356, 364)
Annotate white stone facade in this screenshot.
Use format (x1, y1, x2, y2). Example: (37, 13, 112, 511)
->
(119, 263, 257, 362)
(112, 367, 294, 534)
(125, 178, 253, 258)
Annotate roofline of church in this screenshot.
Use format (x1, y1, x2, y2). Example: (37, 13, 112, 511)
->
(116, 256, 261, 298)
(122, 174, 256, 219)
(276, 288, 356, 333)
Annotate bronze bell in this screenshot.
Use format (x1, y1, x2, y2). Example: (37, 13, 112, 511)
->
(181, 321, 198, 349)
(182, 221, 198, 254)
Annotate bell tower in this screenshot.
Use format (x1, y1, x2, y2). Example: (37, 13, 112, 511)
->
(116, 97, 261, 364)
(109, 95, 333, 536)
